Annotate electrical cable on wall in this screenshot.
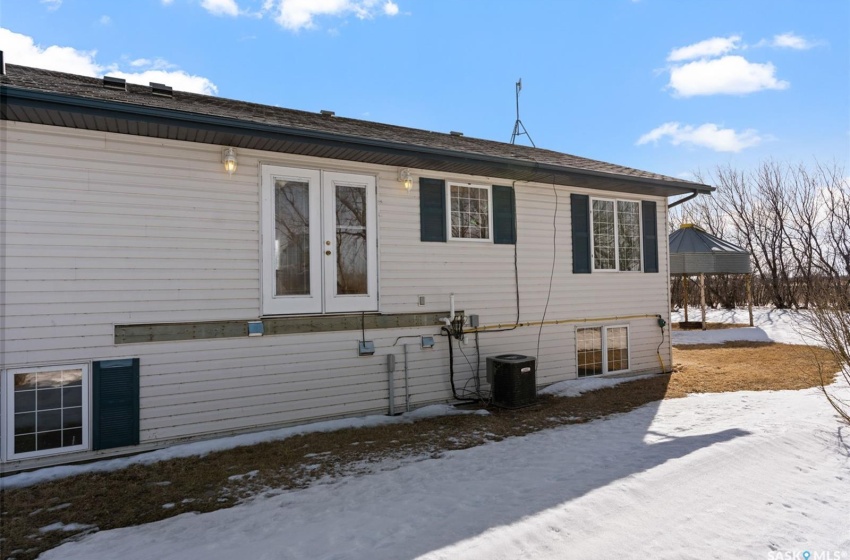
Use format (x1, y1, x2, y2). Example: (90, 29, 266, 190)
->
(536, 177, 559, 364)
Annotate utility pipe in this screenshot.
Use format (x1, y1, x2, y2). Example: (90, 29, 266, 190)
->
(403, 344, 411, 412)
(386, 354, 396, 416)
(466, 313, 662, 333)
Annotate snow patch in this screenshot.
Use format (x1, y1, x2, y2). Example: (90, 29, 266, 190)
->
(540, 374, 655, 397)
(39, 522, 95, 533)
(227, 470, 259, 482)
(671, 307, 819, 346)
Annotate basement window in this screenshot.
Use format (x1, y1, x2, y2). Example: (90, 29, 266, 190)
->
(576, 326, 630, 377)
(3, 364, 90, 460)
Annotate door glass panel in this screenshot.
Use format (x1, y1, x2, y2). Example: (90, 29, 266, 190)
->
(335, 184, 368, 295)
(275, 180, 311, 296)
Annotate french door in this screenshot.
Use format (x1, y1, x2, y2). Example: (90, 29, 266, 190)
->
(261, 166, 377, 315)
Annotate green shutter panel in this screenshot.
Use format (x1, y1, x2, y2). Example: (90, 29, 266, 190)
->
(492, 185, 516, 244)
(642, 200, 659, 273)
(93, 358, 140, 450)
(419, 178, 446, 242)
(571, 193, 591, 273)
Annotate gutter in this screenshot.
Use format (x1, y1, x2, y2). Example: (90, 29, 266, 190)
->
(1, 85, 714, 196)
(668, 191, 703, 208)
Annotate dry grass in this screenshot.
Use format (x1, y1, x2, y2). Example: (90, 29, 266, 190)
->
(0, 342, 840, 560)
(670, 341, 838, 394)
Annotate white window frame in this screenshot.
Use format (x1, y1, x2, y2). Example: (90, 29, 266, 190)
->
(446, 182, 494, 242)
(589, 197, 643, 273)
(261, 165, 378, 316)
(2, 363, 91, 461)
(575, 325, 631, 377)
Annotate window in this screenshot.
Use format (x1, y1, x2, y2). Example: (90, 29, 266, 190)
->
(591, 198, 641, 271)
(261, 166, 378, 315)
(576, 326, 630, 377)
(3, 364, 89, 460)
(448, 183, 492, 241)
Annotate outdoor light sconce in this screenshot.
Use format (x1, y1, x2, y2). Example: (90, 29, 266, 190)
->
(222, 147, 238, 175)
(398, 168, 413, 192)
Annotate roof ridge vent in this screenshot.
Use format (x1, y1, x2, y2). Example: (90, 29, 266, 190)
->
(150, 82, 173, 97)
(450, 131, 464, 137)
(103, 76, 126, 91)
(320, 110, 335, 116)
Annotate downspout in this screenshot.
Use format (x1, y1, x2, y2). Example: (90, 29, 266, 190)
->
(668, 191, 700, 209)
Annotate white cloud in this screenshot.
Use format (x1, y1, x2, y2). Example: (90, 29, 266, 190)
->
(668, 35, 741, 62)
(40, 0, 62, 11)
(0, 27, 101, 76)
(383, 1, 399, 16)
(668, 55, 788, 96)
(161, 0, 174, 4)
(637, 122, 763, 153)
(0, 27, 218, 95)
(98, 15, 112, 26)
(268, 0, 398, 31)
(201, 0, 240, 16)
(764, 32, 815, 50)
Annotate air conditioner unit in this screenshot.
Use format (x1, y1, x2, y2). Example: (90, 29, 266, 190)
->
(487, 354, 536, 409)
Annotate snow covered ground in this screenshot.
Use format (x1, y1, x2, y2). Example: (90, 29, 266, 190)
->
(42, 384, 850, 560)
(671, 306, 818, 346)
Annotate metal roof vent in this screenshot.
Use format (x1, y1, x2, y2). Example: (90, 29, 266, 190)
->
(320, 110, 335, 116)
(149, 82, 173, 97)
(0, 51, 5, 76)
(103, 76, 127, 91)
(450, 131, 464, 137)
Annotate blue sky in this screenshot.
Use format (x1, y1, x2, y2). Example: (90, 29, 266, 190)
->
(2, 0, 848, 181)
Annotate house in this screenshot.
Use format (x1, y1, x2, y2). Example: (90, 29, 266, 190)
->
(0, 58, 712, 472)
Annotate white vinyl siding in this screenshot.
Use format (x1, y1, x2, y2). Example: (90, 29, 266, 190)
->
(2, 121, 671, 470)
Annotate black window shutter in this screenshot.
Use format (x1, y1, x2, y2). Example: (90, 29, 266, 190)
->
(492, 185, 516, 244)
(419, 178, 446, 242)
(93, 358, 140, 450)
(642, 200, 659, 273)
(570, 194, 591, 273)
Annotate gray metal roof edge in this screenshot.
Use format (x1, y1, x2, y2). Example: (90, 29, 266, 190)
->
(1, 84, 714, 196)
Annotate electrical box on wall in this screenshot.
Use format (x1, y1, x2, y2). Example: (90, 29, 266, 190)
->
(358, 341, 375, 356)
(247, 321, 264, 336)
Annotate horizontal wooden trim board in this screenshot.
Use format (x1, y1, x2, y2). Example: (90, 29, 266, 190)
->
(115, 311, 456, 344)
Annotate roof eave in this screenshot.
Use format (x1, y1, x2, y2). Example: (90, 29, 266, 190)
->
(1, 85, 714, 198)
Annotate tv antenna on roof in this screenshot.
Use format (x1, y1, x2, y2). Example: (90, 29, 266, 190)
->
(510, 78, 536, 147)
